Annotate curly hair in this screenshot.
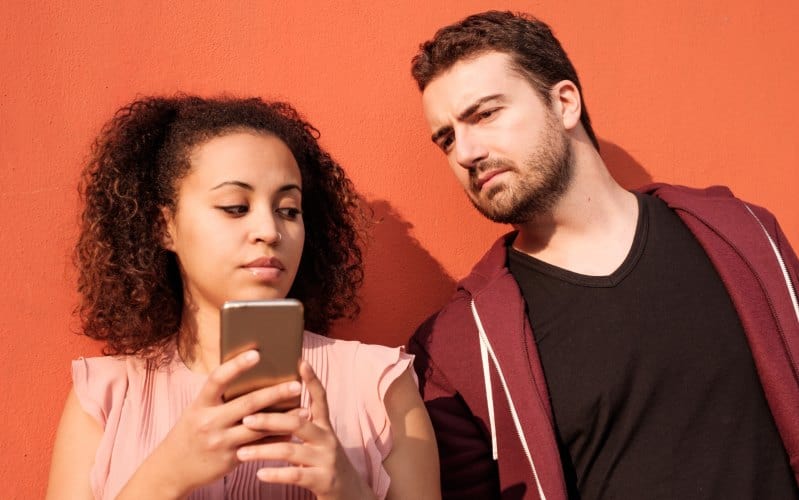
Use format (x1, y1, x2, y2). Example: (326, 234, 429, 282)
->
(411, 10, 599, 151)
(76, 95, 365, 358)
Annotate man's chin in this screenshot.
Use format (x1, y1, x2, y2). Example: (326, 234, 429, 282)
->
(470, 199, 518, 224)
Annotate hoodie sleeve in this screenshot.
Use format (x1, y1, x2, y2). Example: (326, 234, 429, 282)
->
(409, 316, 501, 500)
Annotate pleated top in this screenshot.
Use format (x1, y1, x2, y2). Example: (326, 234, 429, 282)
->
(72, 331, 415, 499)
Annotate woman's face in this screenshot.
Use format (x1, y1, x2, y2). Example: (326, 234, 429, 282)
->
(164, 130, 305, 313)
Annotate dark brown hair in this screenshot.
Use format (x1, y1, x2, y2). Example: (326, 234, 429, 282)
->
(411, 10, 599, 150)
(76, 95, 365, 358)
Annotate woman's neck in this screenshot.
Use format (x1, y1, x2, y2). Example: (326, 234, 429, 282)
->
(177, 301, 221, 374)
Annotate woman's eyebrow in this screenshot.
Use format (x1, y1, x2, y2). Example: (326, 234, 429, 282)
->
(210, 180, 253, 191)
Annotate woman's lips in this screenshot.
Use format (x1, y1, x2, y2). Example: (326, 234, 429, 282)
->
(243, 257, 285, 282)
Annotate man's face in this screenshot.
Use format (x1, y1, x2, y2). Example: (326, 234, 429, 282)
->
(421, 51, 572, 224)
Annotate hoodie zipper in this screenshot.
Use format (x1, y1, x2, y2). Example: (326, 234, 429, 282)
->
(745, 204, 799, 324)
(471, 300, 547, 500)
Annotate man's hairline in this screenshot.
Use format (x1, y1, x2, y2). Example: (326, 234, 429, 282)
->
(418, 48, 553, 102)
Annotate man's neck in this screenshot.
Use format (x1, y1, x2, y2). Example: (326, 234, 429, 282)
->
(512, 153, 638, 276)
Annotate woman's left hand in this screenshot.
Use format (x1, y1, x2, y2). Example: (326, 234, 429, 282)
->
(237, 360, 377, 500)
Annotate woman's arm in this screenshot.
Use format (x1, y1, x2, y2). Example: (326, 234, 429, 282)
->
(46, 389, 102, 500)
(383, 368, 441, 500)
(116, 350, 300, 499)
(47, 351, 302, 500)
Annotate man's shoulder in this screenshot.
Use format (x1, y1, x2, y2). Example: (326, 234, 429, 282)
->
(638, 182, 736, 203)
(409, 288, 475, 350)
(409, 231, 517, 349)
(641, 182, 781, 227)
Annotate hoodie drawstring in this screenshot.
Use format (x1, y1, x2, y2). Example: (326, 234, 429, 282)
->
(471, 299, 547, 500)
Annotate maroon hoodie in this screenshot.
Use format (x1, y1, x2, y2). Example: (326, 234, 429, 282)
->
(409, 184, 799, 499)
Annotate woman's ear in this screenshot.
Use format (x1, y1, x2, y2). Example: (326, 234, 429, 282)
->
(161, 206, 176, 251)
(550, 80, 582, 131)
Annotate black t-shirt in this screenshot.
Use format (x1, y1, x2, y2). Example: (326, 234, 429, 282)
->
(508, 193, 798, 499)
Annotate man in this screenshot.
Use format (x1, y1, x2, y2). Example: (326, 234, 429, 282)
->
(407, 10, 799, 499)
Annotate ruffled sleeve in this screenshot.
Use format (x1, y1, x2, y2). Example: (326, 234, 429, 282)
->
(71, 356, 131, 499)
(352, 343, 416, 498)
(71, 356, 129, 427)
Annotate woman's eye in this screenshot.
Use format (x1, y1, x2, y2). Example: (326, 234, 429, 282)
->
(276, 207, 302, 220)
(216, 205, 249, 216)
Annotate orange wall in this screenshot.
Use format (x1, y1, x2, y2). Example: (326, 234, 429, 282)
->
(1, 1, 797, 496)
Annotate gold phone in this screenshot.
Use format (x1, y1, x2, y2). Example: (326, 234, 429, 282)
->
(220, 299, 304, 410)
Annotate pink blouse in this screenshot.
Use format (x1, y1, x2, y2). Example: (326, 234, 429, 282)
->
(72, 332, 415, 499)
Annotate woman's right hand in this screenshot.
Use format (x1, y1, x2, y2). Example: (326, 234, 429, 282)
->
(117, 350, 304, 499)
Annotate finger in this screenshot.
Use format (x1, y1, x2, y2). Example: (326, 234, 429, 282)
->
(241, 408, 309, 435)
(289, 414, 334, 447)
(254, 465, 323, 489)
(300, 361, 331, 428)
(222, 380, 303, 423)
(237, 441, 319, 468)
(196, 350, 260, 406)
(247, 434, 294, 446)
(225, 423, 272, 447)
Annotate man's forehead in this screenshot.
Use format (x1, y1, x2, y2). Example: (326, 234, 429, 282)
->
(421, 53, 521, 124)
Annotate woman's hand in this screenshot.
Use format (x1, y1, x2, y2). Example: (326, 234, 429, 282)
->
(237, 360, 377, 500)
(117, 350, 304, 499)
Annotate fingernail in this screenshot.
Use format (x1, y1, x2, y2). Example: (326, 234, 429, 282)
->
(288, 381, 301, 394)
(237, 447, 253, 459)
(242, 415, 255, 426)
(244, 350, 259, 362)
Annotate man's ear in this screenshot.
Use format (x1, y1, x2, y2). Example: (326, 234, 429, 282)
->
(550, 80, 582, 131)
(160, 206, 176, 251)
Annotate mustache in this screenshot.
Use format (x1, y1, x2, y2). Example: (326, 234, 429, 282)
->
(470, 158, 516, 188)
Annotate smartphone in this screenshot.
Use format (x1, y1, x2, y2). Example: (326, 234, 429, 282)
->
(220, 299, 304, 411)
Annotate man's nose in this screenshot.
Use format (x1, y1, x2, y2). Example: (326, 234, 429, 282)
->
(453, 129, 488, 169)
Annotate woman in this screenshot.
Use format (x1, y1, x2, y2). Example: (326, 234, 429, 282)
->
(46, 96, 440, 499)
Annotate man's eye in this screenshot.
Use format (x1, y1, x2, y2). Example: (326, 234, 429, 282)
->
(276, 207, 302, 220)
(217, 205, 248, 216)
(440, 135, 454, 152)
(478, 108, 497, 120)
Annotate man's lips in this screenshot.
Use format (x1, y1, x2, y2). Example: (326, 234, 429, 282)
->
(475, 168, 511, 191)
(243, 256, 286, 270)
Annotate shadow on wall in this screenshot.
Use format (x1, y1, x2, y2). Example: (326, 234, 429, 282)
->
(599, 139, 653, 189)
(330, 198, 457, 348)
(330, 141, 649, 347)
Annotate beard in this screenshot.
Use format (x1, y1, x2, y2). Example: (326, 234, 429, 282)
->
(468, 116, 573, 225)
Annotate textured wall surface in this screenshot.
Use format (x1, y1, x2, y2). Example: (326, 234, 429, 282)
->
(1, 1, 797, 496)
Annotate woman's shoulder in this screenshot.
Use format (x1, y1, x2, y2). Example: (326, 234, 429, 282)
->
(303, 331, 414, 374)
(72, 353, 152, 386)
(303, 331, 416, 408)
(71, 353, 180, 427)
(70, 354, 140, 427)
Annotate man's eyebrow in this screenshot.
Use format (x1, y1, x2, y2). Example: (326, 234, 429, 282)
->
(457, 94, 504, 122)
(430, 94, 505, 144)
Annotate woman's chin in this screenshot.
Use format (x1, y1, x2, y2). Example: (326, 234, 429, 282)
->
(227, 287, 289, 303)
